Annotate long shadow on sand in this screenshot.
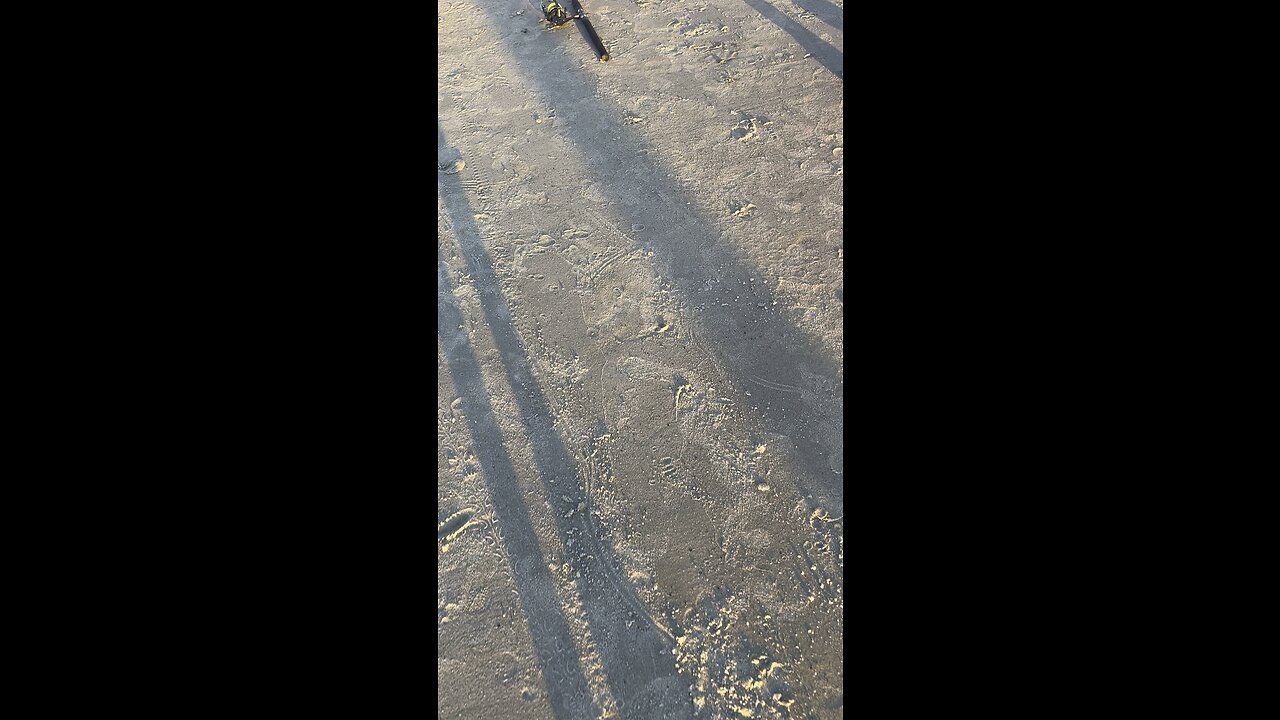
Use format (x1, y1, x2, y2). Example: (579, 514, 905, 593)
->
(794, 0, 843, 32)
(438, 252, 595, 718)
(743, 0, 843, 79)
(440, 122, 691, 719)
(460, 1, 844, 518)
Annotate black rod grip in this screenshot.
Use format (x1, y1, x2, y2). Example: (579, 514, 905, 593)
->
(577, 17, 609, 61)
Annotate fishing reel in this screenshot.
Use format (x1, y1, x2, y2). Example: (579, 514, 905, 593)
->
(540, 0, 610, 61)
(542, 1, 578, 27)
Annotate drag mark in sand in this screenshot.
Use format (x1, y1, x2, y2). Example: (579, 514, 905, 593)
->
(746, 374, 801, 394)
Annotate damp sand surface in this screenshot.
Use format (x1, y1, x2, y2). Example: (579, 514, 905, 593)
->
(439, 2, 843, 717)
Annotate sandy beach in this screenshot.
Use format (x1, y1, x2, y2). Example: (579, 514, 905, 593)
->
(439, 2, 843, 717)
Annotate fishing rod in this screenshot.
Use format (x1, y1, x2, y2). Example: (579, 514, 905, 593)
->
(542, 0, 610, 61)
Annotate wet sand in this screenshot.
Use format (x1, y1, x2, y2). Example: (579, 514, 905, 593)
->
(439, 2, 842, 717)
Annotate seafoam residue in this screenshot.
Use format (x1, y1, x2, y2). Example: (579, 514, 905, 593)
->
(672, 588, 799, 719)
